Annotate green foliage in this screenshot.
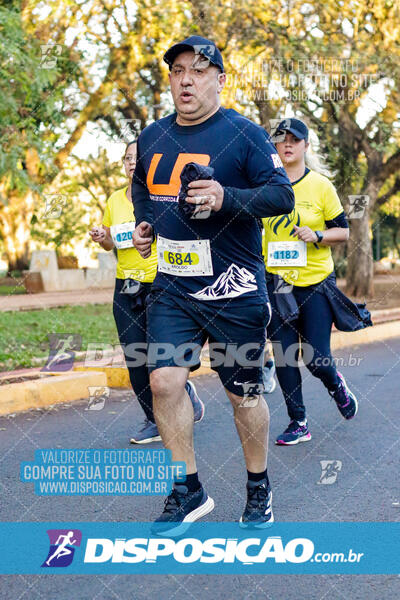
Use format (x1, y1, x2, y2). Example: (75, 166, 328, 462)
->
(0, 3, 81, 200)
(372, 198, 400, 260)
(65, 150, 127, 216)
(372, 214, 399, 260)
(0, 284, 26, 295)
(0, 303, 118, 371)
(29, 149, 126, 253)
(30, 193, 88, 253)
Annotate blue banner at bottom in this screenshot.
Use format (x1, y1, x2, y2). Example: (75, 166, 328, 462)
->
(0, 522, 398, 574)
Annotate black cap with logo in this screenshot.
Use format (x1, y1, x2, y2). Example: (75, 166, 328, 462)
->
(274, 118, 309, 141)
(163, 35, 224, 73)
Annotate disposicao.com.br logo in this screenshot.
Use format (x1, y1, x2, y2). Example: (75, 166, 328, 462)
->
(0, 521, 387, 575)
(27, 523, 388, 575)
(83, 536, 363, 565)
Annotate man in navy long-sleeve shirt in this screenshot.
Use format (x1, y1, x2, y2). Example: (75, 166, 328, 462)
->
(132, 35, 294, 534)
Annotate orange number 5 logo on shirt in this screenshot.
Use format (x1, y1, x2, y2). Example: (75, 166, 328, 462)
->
(147, 153, 210, 195)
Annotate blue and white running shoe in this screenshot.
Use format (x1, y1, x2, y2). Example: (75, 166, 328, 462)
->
(239, 478, 274, 528)
(262, 361, 277, 394)
(130, 379, 204, 444)
(152, 483, 214, 536)
(185, 379, 205, 423)
(130, 419, 161, 444)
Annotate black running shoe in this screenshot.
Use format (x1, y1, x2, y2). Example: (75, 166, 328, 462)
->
(329, 371, 358, 420)
(151, 483, 214, 536)
(275, 420, 312, 445)
(239, 478, 274, 528)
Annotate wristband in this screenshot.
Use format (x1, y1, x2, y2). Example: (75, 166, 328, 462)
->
(315, 230, 324, 243)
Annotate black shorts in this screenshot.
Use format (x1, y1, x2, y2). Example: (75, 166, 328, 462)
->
(146, 290, 271, 396)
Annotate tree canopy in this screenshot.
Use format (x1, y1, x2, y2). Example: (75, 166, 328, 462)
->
(1, 0, 399, 295)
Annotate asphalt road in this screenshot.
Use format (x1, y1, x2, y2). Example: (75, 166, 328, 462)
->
(1, 338, 399, 599)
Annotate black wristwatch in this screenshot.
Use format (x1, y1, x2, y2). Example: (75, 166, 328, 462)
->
(315, 230, 324, 243)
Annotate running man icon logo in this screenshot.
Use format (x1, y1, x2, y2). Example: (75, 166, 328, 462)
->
(317, 460, 342, 485)
(193, 44, 216, 60)
(191, 45, 215, 71)
(270, 118, 291, 143)
(122, 268, 146, 281)
(234, 381, 264, 407)
(41, 333, 82, 372)
(42, 529, 82, 567)
(347, 195, 369, 219)
(39, 44, 62, 69)
(43, 193, 67, 219)
(86, 386, 110, 411)
(274, 270, 299, 294)
(119, 118, 141, 142)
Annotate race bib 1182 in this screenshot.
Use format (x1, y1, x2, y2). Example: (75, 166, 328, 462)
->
(267, 241, 307, 267)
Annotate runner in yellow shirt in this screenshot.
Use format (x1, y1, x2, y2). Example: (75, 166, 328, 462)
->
(90, 141, 204, 443)
(263, 119, 361, 445)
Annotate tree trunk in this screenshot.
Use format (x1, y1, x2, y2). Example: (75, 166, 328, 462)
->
(345, 205, 374, 297)
(0, 189, 34, 274)
(6, 255, 30, 274)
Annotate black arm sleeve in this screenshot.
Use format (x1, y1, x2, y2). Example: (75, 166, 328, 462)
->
(219, 183, 295, 218)
(131, 136, 154, 228)
(218, 122, 295, 218)
(325, 211, 349, 229)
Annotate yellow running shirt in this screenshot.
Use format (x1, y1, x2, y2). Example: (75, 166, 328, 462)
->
(102, 187, 157, 282)
(263, 169, 344, 287)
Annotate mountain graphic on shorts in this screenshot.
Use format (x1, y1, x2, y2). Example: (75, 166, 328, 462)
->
(189, 264, 258, 300)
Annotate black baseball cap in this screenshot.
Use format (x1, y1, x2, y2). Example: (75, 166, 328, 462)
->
(275, 118, 309, 141)
(163, 35, 224, 73)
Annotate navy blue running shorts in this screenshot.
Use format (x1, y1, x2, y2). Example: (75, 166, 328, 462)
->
(146, 290, 271, 396)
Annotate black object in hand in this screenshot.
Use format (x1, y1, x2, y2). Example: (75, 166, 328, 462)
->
(178, 162, 215, 217)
